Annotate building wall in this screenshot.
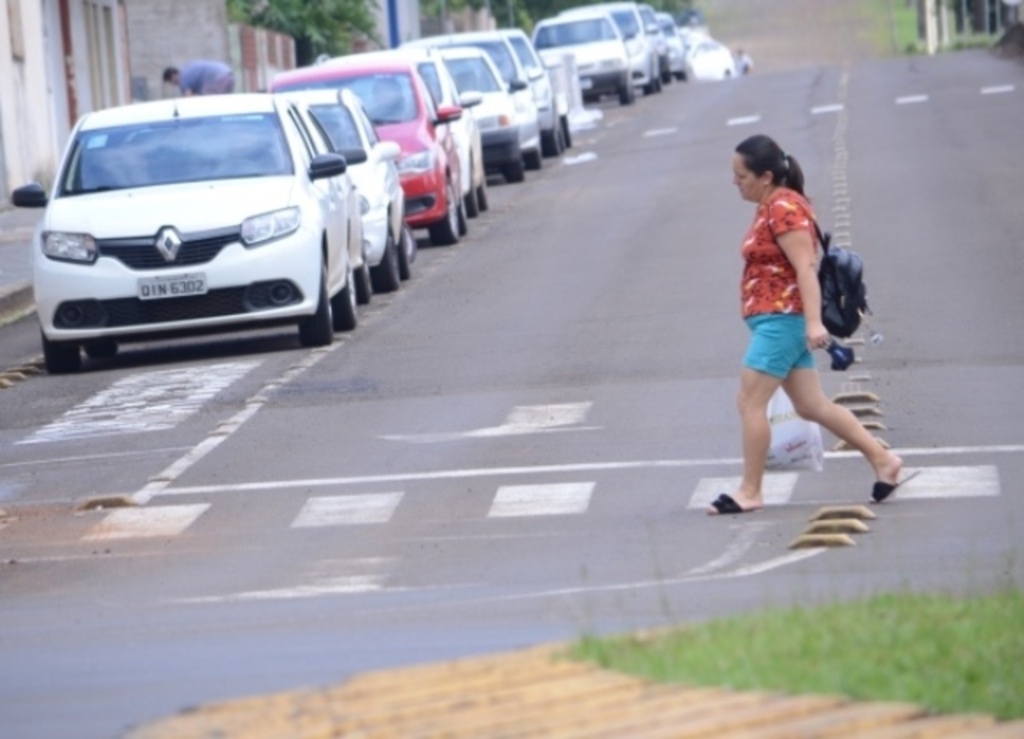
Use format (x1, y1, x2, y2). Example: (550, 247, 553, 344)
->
(0, 0, 60, 192)
(124, 0, 230, 101)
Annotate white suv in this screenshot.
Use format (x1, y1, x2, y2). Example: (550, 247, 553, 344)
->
(561, 2, 662, 95)
(11, 94, 359, 373)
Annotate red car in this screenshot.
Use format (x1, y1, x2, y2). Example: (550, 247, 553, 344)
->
(272, 52, 466, 246)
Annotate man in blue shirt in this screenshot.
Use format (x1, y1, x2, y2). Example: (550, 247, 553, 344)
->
(163, 60, 235, 96)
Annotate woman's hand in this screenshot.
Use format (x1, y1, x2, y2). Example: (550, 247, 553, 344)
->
(807, 319, 830, 350)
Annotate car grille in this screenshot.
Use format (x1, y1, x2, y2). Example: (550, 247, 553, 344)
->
(96, 227, 240, 270)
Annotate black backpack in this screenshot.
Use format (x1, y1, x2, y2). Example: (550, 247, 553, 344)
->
(814, 223, 869, 339)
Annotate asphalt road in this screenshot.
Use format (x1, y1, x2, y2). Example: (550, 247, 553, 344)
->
(1, 50, 1023, 739)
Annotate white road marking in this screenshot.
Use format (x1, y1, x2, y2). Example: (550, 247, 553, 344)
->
(488, 482, 594, 518)
(145, 445, 1024, 498)
(81, 504, 209, 541)
(178, 558, 392, 602)
(896, 465, 1000, 499)
(686, 521, 774, 575)
(0, 447, 192, 470)
(689, 473, 799, 509)
(563, 152, 598, 165)
(727, 115, 761, 126)
(981, 85, 1014, 95)
(291, 493, 403, 527)
(19, 362, 259, 445)
(812, 104, 844, 115)
(896, 94, 929, 105)
(381, 402, 598, 443)
(643, 127, 678, 137)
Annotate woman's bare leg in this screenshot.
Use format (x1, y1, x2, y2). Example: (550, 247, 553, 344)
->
(782, 368, 902, 484)
(712, 367, 782, 513)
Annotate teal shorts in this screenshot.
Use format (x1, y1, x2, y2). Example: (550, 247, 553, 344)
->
(743, 314, 815, 379)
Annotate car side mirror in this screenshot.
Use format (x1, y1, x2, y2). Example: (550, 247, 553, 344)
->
(458, 91, 484, 108)
(12, 182, 48, 208)
(374, 141, 402, 161)
(435, 104, 463, 124)
(508, 78, 529, 92)
(338, 148, 369, 166)
(527, 67, 545, 81)
(309, 152, 347, 180)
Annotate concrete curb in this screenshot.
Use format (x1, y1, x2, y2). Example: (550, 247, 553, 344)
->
(0, 280, 34, 326)
(126, 644, 1023, 738)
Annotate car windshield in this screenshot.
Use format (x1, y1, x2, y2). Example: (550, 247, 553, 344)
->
(507, 36, 540, 72)
(309, 104, 363, 152)
(453, 40, 517, 83)
(535, 18, 617, 48)
(444, 57, 502, 94)
(610, 10, 640, 38)
(416, 62, 444, 105)
(59, 113, 292, 195)
(275, 73, 418, 125)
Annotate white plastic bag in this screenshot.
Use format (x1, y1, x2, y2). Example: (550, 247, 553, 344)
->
(765, 388, 824, 472)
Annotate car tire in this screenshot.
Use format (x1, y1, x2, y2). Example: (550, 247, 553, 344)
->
(661, 69, 672, 85)
(619, 83, 635, 106)
(456, 194, 468, 237)
(330, 263, 358, 333)
(83, 338, 118, 360)
(398, 224, 415, 281)
(523, 147, 543, 172)
(476, 181, 489, 212)
(42, 333, 81, 374)
(464, 185, 479, 219)
(370, 227, 401, 293)
(428, 178, 460, 246)
(502, 160, 526, 183)
(354, 260, 372, 306)
(541, 127, 563, 158)
(299, 263, 335, 347)
(674, 72, 686, 81)
(561, 116, 572, 149)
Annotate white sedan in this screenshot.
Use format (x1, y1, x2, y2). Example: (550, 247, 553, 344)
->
(684, 39, 738, 81)
(280, 88, 415, 298)
(11, 93, 358, 373)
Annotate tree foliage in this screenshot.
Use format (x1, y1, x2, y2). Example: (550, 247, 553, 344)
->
(227, 0, 381, 65)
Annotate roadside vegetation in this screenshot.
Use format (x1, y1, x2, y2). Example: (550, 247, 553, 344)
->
(570, 588, 1024, 720)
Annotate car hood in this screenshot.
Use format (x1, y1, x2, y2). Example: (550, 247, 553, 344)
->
(44, 178, 301, 237)
(375, 119, 432, 157)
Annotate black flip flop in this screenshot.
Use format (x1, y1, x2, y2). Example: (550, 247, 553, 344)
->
(871, 470, 921, 502)
(709, 493, 758, 515)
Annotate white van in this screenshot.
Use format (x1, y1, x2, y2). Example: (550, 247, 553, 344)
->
(560, 2, 662, 95)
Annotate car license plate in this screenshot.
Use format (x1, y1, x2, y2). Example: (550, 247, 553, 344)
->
(137, 273, 208, 300)
(580, 77, 594, 90)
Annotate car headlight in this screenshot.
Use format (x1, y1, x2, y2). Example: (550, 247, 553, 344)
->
(476, 114, 514, 131)
(241, 206, 300, 246)
(42, 232, 97, 263)
(397, 150, 435, 174)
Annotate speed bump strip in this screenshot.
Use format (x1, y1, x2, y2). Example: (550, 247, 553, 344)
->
(804, 518, 870, 535)
(127, 644, 1024, 739)
(788, 532, 856, 549)
(812, 505, 876, 521)
(832, 391, 881, 404)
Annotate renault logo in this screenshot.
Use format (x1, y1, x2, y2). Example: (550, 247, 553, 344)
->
(155, 227, 183, 262)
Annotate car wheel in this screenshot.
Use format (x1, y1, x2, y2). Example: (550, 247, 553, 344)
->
(330, 262, 358, 333)
(428, 178, 460, 246)
(661, 69, 672, 84)
(370, 227, 401, 293)
(42, 333, 81, 374)
(561, 116, 572, 149)
(653, 73, 663, 93)
(83, 338, 118, 360)
(398, 224, 415, 281)
(619, 83, 635, 106)
(476, 181, 489, 212)
(541, 127, 563, 158)
(523, 147, 542, 172)
(464, 184, 479, 219)
(456, 192, 468, 237)
(355, 260, 373, 306)
(674, 72, 685, 81)
(298, 262, 334, 347)
(502, 160, 526, 183)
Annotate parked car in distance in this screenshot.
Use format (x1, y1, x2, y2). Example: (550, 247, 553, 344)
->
(495, 28, 569, 156)
(404, 33, 543, 173)
(656, 12, 687, 81)
(560, 1, 661, 95)
(532, 10, 634, 106)
(271, 52, 467, 247)
(405, 47, 489, 220)
(439, 46, 528, 184)
(684, 38, 738, 81)
(11, 93, 359, 373)
(278, 87, 413, 296)
(638, 3, 672, 84)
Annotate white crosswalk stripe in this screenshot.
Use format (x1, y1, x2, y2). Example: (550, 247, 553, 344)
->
(81, 504, 209, 541)
(488, 482, 594, 518)
(689, 473, 798, 509)
(290, 493, 404, 528)
(896, 466, 1000, 499)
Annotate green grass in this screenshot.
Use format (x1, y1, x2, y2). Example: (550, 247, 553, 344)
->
(570, 589, 1024, 720)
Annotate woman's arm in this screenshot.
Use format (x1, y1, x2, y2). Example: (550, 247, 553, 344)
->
(778, 229, 829, 349)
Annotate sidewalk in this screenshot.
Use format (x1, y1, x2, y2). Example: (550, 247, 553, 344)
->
(0, 205, 38, 324)
(127, 643, 1023, 738)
